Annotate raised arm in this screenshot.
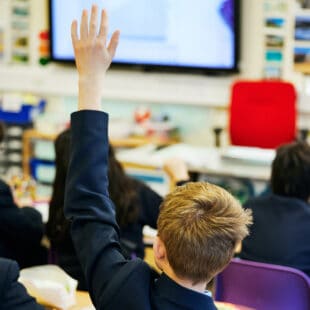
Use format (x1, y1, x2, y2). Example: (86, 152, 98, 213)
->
(71, 5, 119, 111)
(64, 5, 125, 306)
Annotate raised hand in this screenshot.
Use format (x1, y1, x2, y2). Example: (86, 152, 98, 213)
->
(71, 5, 120, 111)
(163, 158, 190, 185)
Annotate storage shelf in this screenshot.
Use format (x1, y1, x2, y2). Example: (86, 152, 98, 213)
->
(22, 129, 180, 176)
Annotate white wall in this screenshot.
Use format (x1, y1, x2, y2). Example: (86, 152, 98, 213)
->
(0, 0, 309, 136)
(0, 0, 270, 107)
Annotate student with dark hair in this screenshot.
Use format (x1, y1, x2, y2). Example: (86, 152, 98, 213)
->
(64, 5, 252, 309)
(240, 141, 310, 276)
(46, 128, 162, 290)
(270, 142, 310, 201)
(0, 123, 47, 269)
(0, 127, 44, 309)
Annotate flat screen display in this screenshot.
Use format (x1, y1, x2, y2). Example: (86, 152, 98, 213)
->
(49, 0, 240, 73)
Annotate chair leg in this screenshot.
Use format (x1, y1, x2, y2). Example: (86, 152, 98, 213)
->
(213, 127, 223, 148)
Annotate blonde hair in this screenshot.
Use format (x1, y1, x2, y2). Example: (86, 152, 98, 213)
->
(157, 182, 252, 284)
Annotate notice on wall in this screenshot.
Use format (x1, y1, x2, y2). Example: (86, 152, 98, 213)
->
(0, 27, 3, 62)
(294, 5, 310, 73)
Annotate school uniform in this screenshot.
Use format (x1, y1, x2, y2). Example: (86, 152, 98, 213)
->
(0, 258, 43, 309)
(240, 194, 310, 276)
(64, 110, 217, 310)
(0, 180, 47, 268)
(47, 176, 162, 291)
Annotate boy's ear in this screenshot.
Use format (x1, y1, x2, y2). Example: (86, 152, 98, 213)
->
(153, 236, 166, 260)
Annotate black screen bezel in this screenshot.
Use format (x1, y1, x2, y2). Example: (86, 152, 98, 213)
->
(49, 0, 241, 74)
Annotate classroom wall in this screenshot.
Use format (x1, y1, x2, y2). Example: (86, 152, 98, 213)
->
(1, 0, 310, 146)
(30, 0, 265, 146)
(42, 96, 228, 146)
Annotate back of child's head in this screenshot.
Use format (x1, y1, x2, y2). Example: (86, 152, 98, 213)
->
(47, 128, 140, 246)
(271, 141, 310, 201)
(157, 182, 252, 284)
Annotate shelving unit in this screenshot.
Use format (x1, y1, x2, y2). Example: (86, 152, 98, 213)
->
(22, 129, 179, 179)
(0, 122, 32, 175)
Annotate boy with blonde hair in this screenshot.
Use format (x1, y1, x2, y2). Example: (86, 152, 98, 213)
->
(65, 5, 252, 309)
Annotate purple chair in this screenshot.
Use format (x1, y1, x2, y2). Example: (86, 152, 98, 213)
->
(215, 258, 310, 310)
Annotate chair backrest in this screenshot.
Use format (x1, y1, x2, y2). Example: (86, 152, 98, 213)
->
(229, 80, 297, 149)
(216, 258, 310, 310)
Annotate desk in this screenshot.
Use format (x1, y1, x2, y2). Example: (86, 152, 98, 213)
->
(44, 291, 94, 310)
(44, 291, 252, 310)
(116, 144, 273, 182)
(67, 291, 93, 310)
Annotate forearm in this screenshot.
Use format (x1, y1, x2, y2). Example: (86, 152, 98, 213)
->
(78, 78, 104, 111)
(71, 6, 119, 112)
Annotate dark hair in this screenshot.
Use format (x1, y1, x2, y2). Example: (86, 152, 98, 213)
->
(46, 129, 71, 245)
(108, 146, 140, 227)
(271, 141, 310, 201)
(46, 128, 140, 246)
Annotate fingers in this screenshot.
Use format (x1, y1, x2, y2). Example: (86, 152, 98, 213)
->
(73, 6, 119, 59)
(108, 30, 120, 58)
(80, 9, 88, 39)
(89, 5, 98, 38)
(71, 20, 78, 46)
(99, 9, 108, 43)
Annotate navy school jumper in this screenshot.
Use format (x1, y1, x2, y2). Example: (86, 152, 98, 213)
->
(0, 258, 43, 309)
(64, 111, 217, 310)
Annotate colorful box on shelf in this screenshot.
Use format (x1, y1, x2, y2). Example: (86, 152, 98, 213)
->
(33, 140, 55, 161)
(30, 159, 55, 184)
(0, 94, 46, 124)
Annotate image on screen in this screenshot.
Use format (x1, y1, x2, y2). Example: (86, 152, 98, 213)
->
(49, 0, 239, 72)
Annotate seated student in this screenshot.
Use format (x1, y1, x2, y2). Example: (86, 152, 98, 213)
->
(64, 5, 252, 309)
(240, 141, 310, 276)
(46, 129, 162, 289)
(0, 258, 44, 309)
(0, 123, 47, 269)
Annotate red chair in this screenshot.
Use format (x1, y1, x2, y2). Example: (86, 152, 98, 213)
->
(229, 80, 297, 149)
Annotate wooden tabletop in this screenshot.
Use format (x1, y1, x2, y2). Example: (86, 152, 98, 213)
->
(44, 291, 254, 310)
(69, 291, 93, 309)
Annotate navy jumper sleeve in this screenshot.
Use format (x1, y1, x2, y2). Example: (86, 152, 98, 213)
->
(0, 259, 44, 309)
(64, 111, 128, 304)
(63, 110, 218, 310)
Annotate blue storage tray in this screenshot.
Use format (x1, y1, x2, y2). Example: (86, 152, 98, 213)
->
(0, 100, 46, 124)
